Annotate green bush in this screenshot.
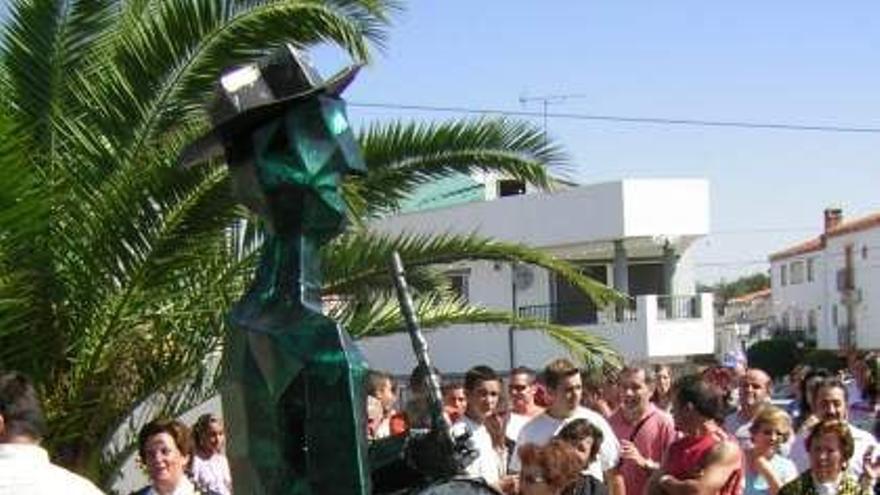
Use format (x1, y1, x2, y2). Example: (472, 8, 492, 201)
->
(802, 349, 846, 373)
(746, 339, 802, 379)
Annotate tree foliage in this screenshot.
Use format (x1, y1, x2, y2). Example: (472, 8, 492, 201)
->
(699, 271, 770, 312)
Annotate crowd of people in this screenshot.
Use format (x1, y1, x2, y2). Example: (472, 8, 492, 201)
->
(0, 370, 231, 495)
(367, 352, 880, 495)
(6, 351, 880, 494)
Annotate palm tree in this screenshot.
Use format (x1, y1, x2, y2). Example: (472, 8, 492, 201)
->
(0, 0, 393, 483)
(0, 0, 619, 487)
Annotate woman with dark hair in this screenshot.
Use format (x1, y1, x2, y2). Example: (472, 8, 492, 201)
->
(518, 440, 584, 495)
(191, 414, 231, 495)
(133, 418, 219, 495)
(778, 420, 879, 495)
(651, 365, 674, 413)
(783, 365, 809, 427)
(556, 419, 609, 495)
(796, 368, 832, 432)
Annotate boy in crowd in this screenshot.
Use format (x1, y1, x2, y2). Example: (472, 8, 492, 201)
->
(442, 381, 467, 424)
(456, 365, 516, 493)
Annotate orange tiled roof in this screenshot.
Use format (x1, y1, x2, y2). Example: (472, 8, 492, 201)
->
(769, 237, 823, 262)
(826, 211, 880, 238)
(769, 210, 880, 262)
(728, 287, 771, 304)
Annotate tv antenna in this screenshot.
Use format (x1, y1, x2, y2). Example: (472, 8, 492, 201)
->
(519, 93, 586, 144)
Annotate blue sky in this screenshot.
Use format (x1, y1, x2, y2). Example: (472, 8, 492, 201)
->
(314, 1, 880, 284)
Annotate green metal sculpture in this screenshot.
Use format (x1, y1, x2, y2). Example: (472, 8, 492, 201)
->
(179, 45, 370, 495)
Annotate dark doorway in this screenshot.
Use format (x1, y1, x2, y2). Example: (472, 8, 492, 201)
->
(628, 263, 665, 296)
(552, 265, 608, 324)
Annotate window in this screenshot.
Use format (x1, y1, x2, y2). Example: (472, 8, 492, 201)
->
(807, 258, 815, 282)
(780, 265, 788, 286)
(497, 179, 526, 197)
(447, 270, 470, 303)
(863, 245, 869, 260)
(808, 310, 817, 337)
(781, 313, 790, 331)
(790, 261, 805, 285)
(832, 304, 838, 327)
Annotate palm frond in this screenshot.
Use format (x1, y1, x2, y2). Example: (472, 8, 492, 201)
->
(339, 293, 621, 367)
(352, 117, 570, 216)
(323, 230, 620, 305)
(74, 0, 390, 165)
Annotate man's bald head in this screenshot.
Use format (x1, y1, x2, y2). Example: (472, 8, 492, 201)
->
(740, 368, 772, 412)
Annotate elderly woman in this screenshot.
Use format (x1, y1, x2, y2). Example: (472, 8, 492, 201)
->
(191, 414, 231, 495)
(134, 418, 219, 495)
(518, 440, 584, 495)
(745, 406, 798, 495)
(555, 418, 608, 495)
(778, 420, 879, 495)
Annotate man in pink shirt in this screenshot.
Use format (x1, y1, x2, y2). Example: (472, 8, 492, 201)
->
(610, 365, 677, 495)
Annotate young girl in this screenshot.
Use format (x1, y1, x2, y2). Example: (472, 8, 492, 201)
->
(190, 414, 231, 495)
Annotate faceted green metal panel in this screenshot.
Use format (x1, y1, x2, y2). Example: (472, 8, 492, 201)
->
(221, 98, 371, 494)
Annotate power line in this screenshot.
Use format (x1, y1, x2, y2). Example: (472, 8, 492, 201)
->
(350, 101, 880, 134)
(696, 246, 880, 267)
(696, 260, 769, 267)
(709, 227, 816, 235)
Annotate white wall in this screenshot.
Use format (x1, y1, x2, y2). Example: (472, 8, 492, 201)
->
(770, 253, 825, 337)
(672, 248, 698, 294)
(646, 294, 715, 357)
(356, 325, 512, 375)
(825, 228, 880, 349)
(621, 179, 710, 238)
(372, 179, 709, 250)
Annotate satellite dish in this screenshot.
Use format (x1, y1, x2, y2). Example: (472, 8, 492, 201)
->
(514, 265, 535, 290)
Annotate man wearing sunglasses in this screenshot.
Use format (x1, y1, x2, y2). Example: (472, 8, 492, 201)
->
(506, 367, 545, 447)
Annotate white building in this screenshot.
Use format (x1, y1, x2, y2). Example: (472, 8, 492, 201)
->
(357, 177, 715, 374)
(716, 288, 772, 358)
(769, 208, 880, 350)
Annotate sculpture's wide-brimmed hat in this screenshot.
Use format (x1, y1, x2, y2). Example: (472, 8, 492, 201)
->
(178, 44, 360, 167)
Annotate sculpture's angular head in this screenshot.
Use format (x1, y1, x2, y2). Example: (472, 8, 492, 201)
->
(179, 45, 365, 237)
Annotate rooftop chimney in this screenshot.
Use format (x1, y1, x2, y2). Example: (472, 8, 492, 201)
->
(824, 207, 843, 233)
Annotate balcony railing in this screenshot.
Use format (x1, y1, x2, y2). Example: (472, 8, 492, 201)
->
(518, 298, 637, 325)
(656, 295, 701, 320)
